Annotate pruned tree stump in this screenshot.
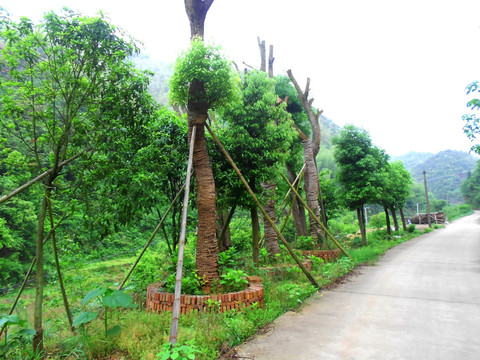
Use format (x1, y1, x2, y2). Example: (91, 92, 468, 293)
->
(146, 276, 264, 314)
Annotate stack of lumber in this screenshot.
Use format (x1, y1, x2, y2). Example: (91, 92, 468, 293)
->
(410, 212, 446, 224)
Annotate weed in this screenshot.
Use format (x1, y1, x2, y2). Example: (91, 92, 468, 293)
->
(406, 224, 416, 233)
(73, 286, 136, 338)
(0, 313, 35, 358)
(156, 340, 199, 360)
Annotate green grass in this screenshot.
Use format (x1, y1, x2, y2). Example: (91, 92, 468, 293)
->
(0, 225, 441, 359)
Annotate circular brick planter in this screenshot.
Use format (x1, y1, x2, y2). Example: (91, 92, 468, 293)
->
(299, 249, 341, 262)
(146, 276, 264, 314)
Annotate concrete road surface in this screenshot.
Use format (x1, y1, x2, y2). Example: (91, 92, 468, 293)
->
(235, 211, 480, 360)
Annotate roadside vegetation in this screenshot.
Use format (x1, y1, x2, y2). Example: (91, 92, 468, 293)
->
(1, 204, 471, 359)
(1, 2, 479, 360)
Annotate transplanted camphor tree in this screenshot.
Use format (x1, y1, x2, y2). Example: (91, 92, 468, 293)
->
(0, 9, 155, 355)
(286, 71, 326, 246)
(169, 38, 237, 289)
(215, 70, 293, 265)
(333, 125, 387, 245)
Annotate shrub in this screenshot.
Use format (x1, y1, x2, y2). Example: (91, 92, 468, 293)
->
(368, 212, 387, 229)
(218, 246, 240, 274)
(220, 269, 248, 292)
(129, 250, 165, 292)
(295, 236, 316, 250)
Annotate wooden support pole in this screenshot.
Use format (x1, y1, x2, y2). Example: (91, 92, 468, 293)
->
(0, 258, 36, 338)
(260, 169, 304, 249)
(0, 150, 89, 205)
(47, 198, 74, 331)
(206, 123, 319, 289)
(278, 164, 306, 210)
(0, 210, 68, 338)
(280, 172, 353, 260)
(118, 181, 187, 291)
(169, 125, 197, 345)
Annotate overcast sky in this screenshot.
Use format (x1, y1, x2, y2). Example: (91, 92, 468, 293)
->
(2, 0, 480, 156)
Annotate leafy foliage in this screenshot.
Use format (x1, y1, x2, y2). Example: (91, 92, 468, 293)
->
(461, 160, 480, 209)
(213, 70, 294, 208)
(333, 125, 387, 210)
(74, 286, 136, 337)
(169, 39, 238, 110)
(219, 269, 248, 292)
(156, 341, 200, 360)
(463, 81, 480, 154)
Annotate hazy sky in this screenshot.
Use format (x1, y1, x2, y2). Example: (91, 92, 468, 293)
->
(2, 0, 480, 156)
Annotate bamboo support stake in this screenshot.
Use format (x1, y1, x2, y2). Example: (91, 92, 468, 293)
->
(169, 125, 197, 345)
(47, 198, 74, 331)
(260, 170, 304, 249)
(118, 180, 187, 290)
(0, 150, 89, 205)
(0, 258, 36, 338)
(206, 123, 319, 289)
(280, 171, 304, 234)
(278, 164, 306, 210)
(280, 172, 352, 260)
(0, 211, 68, 338)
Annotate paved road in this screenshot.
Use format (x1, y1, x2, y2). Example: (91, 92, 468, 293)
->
(236, 211, 480, 360)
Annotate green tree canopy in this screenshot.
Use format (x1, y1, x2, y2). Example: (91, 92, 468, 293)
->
(461, 160, 480, 209)
(0, 8, 164, 351)
(333, 125, 386, 210)
(214, 70, 294, 208)
(169, 39, 239, 111)
(333, 125, 387, 245)
(463, 81, 480, 154)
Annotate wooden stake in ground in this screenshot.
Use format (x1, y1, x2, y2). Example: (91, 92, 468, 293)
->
(0, 150, 89, 205)
(47, 198, 74, 331)
(280, 172, 352, 260)
(206, 123, 319, 289)
(169, 125, 197, 345)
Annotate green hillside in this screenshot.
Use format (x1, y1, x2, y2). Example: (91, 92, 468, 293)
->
(397, 150, 477, 204)
(392, 152, 433, 171)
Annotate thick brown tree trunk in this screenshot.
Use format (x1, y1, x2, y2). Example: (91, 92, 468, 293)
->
(390, 206, 399, 231)
(261, 181, 281, 257)
(287, 70, 324, 246)
(188, 116, 219, 290)
(384, 206, 392, 236)
(184, 0, 219, 291)
(287, 164, 308, 237)
(303, 140, 322, 244)
(251, 205, 260, 267)
(399, 208, 408, 231)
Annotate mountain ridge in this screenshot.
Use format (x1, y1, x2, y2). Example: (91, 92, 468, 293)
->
(394, 150, 478, 204)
